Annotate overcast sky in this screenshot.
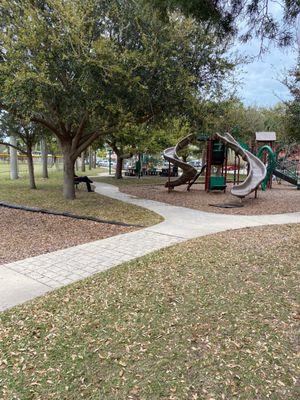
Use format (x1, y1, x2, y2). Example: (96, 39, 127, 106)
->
(235, 40, 297, 108)
(233, 1, 299, 108)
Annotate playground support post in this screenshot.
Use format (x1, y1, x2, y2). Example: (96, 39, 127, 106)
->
(224, 145, 228, 191)
(205, 139, 212, 191)
(237, 156, 240, 184)
(233, 155, 237, 184)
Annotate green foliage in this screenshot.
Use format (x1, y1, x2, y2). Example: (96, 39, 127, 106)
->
(0, 0, 137, 130)
(199, 99, 292, 142)
(0, 113, 41, 153)
(285, 100, 300, 141)
(146, 117, 193, 152)
(0, 0, 236, 196)
(99, 2, 235, 161)
(0, 0, 234, 144)
(284, 64, 300, 141)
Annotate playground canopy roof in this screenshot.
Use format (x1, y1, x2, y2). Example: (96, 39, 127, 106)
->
(255, 132, 276, 142)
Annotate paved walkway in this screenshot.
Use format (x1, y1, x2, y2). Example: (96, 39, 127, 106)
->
(1, 181, 299, 311)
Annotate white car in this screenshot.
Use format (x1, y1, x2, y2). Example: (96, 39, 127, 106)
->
(97, 159, 109, 167)
(188, 159, 202, 168)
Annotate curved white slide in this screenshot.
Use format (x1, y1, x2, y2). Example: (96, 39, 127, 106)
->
(163, 134, 197, 188)
(216, 132, 267, 198)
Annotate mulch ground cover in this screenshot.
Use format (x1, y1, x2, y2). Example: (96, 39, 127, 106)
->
(120, 181, 300, 215)
(0, 207, 135, 265)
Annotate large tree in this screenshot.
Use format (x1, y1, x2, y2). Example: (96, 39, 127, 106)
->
(1, 0, 236, 198)
(103, 2, 235, 177)
(0, 0, 143, 198)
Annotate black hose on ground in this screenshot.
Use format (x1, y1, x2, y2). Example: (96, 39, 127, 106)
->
(0, 201, 143, 228)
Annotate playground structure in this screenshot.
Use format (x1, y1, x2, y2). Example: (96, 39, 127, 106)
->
(163, 134, 200, 189)
(257, 144, 299, 190)
(252, 131, 299, 190)
(216, 133, 266, 198)
(163, 132, 299, 198)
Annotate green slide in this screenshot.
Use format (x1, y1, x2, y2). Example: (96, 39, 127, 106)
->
(257, 146, 277, 190)
(257, 145, 299, 189)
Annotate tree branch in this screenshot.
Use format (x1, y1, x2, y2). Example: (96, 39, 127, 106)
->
(73, 131, 102, 159)
(71, 111, 89, 153)
(0, 101, 65, 141)
(109, 141, 132, 159)
(0, 141, 27, 155)
(31, 116, 64, 140)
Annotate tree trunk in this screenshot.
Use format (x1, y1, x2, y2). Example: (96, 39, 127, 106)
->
(88, 147, 92, 170)
(93, 150, 97, 169)
(54, 155, 59, 170)
(75, 158, 79, 171)
(115, 154, 123, 179)
(62, 145, 76, 200)
(10, 136, 18, 180)
(81, 152, 85, 172)
(41, 136, 49, 179)
(27, 149, 37, 189)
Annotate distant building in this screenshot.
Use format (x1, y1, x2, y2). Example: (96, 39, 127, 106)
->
(255, 132, 276, 142)
(255, 132, 276, 151)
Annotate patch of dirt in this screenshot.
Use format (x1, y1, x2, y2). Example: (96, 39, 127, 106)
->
(120, 181, 300, 215)
(0, 207, 135, 265)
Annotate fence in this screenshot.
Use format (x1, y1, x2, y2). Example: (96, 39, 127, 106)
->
(0, 153, 63, 164)
(0, 153, 64, 177)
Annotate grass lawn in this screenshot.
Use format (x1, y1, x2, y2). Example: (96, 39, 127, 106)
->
(94, 173, 247, 188)
(0, 224, 298, 399)
(0, 168, 162, 226)
(1, 162, 37, 177)
(0, 162, 106, 178)
(93, 175, 167, 186)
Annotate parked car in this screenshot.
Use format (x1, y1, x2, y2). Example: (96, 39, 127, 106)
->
(226, 165, 238, 171)
(97, 159, 109, 167)
(188, 159, 202, 168)
(98, 159, 116, 168)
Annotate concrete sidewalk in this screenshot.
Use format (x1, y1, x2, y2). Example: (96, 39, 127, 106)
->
(95, 182, 300, 238)
(1, 181, 299, 311)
